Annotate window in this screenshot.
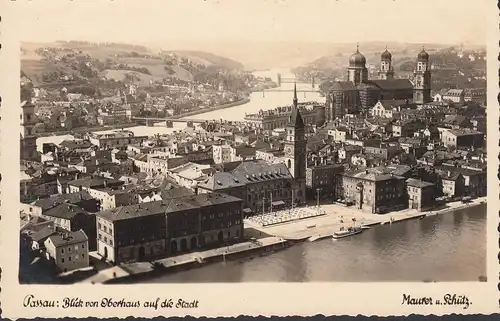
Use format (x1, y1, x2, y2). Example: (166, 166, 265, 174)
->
(82, 244, 85, 249)
(61, 258, 65, 263)
(69, 256, 72, 262)
(68, 247, 72, 253)
(61, 249, 64, 254)
(82, 254, 85, 258)
(98, 223, 102, 230)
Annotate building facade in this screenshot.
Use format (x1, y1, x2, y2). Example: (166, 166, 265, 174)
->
(44, 230, 89, 273)
(342, 168, 407, 214)
(406, 178, 436, 212)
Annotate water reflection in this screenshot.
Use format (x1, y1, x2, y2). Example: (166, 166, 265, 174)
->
(147, 205, 486, 283)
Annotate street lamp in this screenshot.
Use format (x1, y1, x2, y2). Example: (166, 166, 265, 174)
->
(316, 187, 322, 211)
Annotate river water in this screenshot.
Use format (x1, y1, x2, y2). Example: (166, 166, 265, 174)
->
(35, 69, 324, 150)
(145, 204, 486, 282)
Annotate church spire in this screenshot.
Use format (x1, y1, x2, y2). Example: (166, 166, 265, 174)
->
(289, 82, 304, 129)
(293, 82, 298, 108)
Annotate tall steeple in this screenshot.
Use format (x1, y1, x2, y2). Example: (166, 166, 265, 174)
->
(289, 82, 304, 128)
(293, 82, 298, 108)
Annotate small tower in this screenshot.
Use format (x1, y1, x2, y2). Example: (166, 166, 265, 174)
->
(20, 100, 38, 160)
(379, 46, 394, 80)
(413, 46, 432, 104)
(284, 83, 306, 205)
(347, 44, 368, 86)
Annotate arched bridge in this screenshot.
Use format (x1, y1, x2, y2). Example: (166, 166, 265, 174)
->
(131, 117, 208, 126)
(277, 73, 316, 88)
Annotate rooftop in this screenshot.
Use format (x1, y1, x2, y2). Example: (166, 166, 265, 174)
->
(47, 230, 88, 247)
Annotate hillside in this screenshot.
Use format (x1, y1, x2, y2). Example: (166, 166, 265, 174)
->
(163, 50, 244, 70)
(21, 41, 243, 87)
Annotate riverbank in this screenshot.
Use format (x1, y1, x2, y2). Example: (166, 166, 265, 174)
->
(75, 198, 485, 284)
(245, 197, 487, 241)
(80, 235, 291, 284)
(171, 98, 250, 120)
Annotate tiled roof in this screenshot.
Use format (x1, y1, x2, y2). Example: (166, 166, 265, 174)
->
(48, 230, 88, 247)
(406, 178, 434, 188)
(31, 225, 60, 242)
(344, 167, 406, 182)
(198, 172, 246, 190)
(97, 193, 241, 221)
(43, 203, 89, 220)
(368, 79, 413, 91)
(330, 81, 357, 91)
(32, 191, 94, 210)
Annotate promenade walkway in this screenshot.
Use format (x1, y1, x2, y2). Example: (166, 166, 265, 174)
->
(245, 197, 487, 241)
(247, 207, 326, 227)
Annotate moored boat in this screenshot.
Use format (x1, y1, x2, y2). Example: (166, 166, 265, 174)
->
(332, 226, 363, 239)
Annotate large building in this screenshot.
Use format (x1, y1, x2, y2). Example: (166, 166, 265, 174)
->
(243, 102, 321, 131)
(324, 46, 432, 121)
(95, 193, 243, 264)
(342, 167, 408, 214)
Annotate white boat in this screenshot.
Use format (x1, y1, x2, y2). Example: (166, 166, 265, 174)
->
(332, 226, 363, 239)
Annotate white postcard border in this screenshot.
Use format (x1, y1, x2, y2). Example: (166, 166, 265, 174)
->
(0, 0, 498, 318)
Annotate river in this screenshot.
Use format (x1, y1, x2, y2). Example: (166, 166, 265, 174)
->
(35, 69, 324, 151)
(144, 204, 486, 282)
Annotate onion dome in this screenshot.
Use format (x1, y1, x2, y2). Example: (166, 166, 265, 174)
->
(417, 47, 429, 61)
(349, 45, 367, 67)
(381, 48, 392, 60)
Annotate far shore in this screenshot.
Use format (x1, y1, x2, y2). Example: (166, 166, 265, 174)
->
(35, 97, 251, 138)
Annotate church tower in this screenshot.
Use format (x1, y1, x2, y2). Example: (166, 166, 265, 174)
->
(378, 46, 394, 80)
(347, 45, 368, 86)
(284, 84, 306, 205)
(413, 46, 432, 104)
(20, 100, 39, 160)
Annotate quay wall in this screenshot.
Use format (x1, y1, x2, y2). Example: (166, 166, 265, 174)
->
(104, 238, 293, 284)
(163, 98, 250, 120)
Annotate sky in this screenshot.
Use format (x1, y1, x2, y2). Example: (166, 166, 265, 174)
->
(11, 0, 489, 46)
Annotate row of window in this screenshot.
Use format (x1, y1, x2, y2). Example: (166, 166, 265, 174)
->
(98, 233, 114, 246)
(98, 222, 114, 235)
(60, 253, 85, 263)
(60, 244, 85, 254)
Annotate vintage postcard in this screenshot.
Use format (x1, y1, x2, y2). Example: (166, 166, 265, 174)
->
(0, 0, 498, 318)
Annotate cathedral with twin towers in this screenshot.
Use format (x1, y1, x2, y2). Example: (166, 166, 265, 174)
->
(324, 45, 432, 122)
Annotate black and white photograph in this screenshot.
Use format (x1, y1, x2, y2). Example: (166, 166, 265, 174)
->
(16, 0, 488, 285)
(1, 0, 497, 318)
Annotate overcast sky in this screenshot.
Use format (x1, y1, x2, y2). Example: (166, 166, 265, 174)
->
(13, 0, 488, 46)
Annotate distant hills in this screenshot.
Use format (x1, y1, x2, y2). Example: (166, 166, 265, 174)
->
(21, 41, 244, 87)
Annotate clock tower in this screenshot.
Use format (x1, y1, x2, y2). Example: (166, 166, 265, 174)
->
(284, 83, 306, 205)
